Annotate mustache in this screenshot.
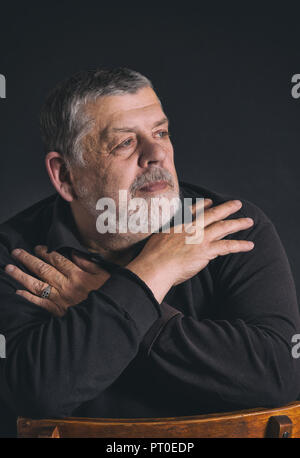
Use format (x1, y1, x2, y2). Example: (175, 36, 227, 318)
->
(130, 167, 174, 196)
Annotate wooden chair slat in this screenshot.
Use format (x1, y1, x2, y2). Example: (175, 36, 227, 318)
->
(17, 402, 300, 438)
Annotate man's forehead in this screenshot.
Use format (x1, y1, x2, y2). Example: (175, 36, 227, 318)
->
(86, 87, 166, 137)
(103, 105, 167, 134)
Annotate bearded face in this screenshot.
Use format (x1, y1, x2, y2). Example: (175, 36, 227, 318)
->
(69, 87, 180, 250)
(74, 165, 180, 243)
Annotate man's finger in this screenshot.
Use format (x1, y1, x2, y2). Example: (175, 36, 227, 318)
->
(11, 248, 64, 288)
(35, 245, 81, 277)
(15, 290, 65, 317)
(203, 200, 243, 228)
(206, 217, 254, 241)
(5, 264, 58, 300)
(210, 238, 255, 257)
(71, 250, 102, 274)
(189, 198, 213, 217)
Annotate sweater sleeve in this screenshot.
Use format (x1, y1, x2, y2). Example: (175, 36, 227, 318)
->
(140, 201, 300, 411)
(0, 258, 161, 418)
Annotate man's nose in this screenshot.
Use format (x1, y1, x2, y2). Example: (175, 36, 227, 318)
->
(138, 139, 167, 168)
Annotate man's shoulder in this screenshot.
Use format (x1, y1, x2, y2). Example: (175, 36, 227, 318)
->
(0, 194, 57, 253)
(179, 181, 273, 227)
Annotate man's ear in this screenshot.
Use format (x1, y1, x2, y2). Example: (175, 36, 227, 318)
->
(45, 151, 75, 202)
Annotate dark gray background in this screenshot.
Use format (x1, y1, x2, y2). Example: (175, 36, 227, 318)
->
(0, 4, 299, 299)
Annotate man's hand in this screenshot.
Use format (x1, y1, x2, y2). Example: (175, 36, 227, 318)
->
(5, 247, 110, 316)
(126, 199, 255, 303)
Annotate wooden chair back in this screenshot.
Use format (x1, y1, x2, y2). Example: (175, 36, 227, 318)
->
(17, 401, 300, 438)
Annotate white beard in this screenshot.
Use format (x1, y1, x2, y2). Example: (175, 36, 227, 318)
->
(94, 189, 181, 236)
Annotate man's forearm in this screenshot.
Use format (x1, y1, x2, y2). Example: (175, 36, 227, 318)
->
(141, 304, 300, 410)
(2, 267, 160, 417)
(139, 208, 300, 411)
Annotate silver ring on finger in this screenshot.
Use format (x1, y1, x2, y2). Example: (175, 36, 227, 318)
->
(40, 285, 52, 299)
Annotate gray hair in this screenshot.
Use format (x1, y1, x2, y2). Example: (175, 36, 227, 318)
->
(39, 67, 153, 168)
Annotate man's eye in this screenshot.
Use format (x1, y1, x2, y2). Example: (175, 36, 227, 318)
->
(114, 132, 170, 152)
(119, 138, 133, 148)
(156, 131, 170, 138)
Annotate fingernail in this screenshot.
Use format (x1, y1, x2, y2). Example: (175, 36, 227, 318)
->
(248, 241, 255, 248)
(5, 264, 14, 272)
(12, 249, 21, 256)
(234, 200, 242, 208)
(35, 245, 46, 250)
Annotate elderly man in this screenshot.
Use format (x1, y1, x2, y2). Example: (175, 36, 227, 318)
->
(0, 68, 299, 435)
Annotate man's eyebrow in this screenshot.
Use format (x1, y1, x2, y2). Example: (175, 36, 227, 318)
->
(151, 117, 169, 128)
(100, 117, 169, 141)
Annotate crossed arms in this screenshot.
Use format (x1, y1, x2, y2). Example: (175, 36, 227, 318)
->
(0, 198, 299, 417)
